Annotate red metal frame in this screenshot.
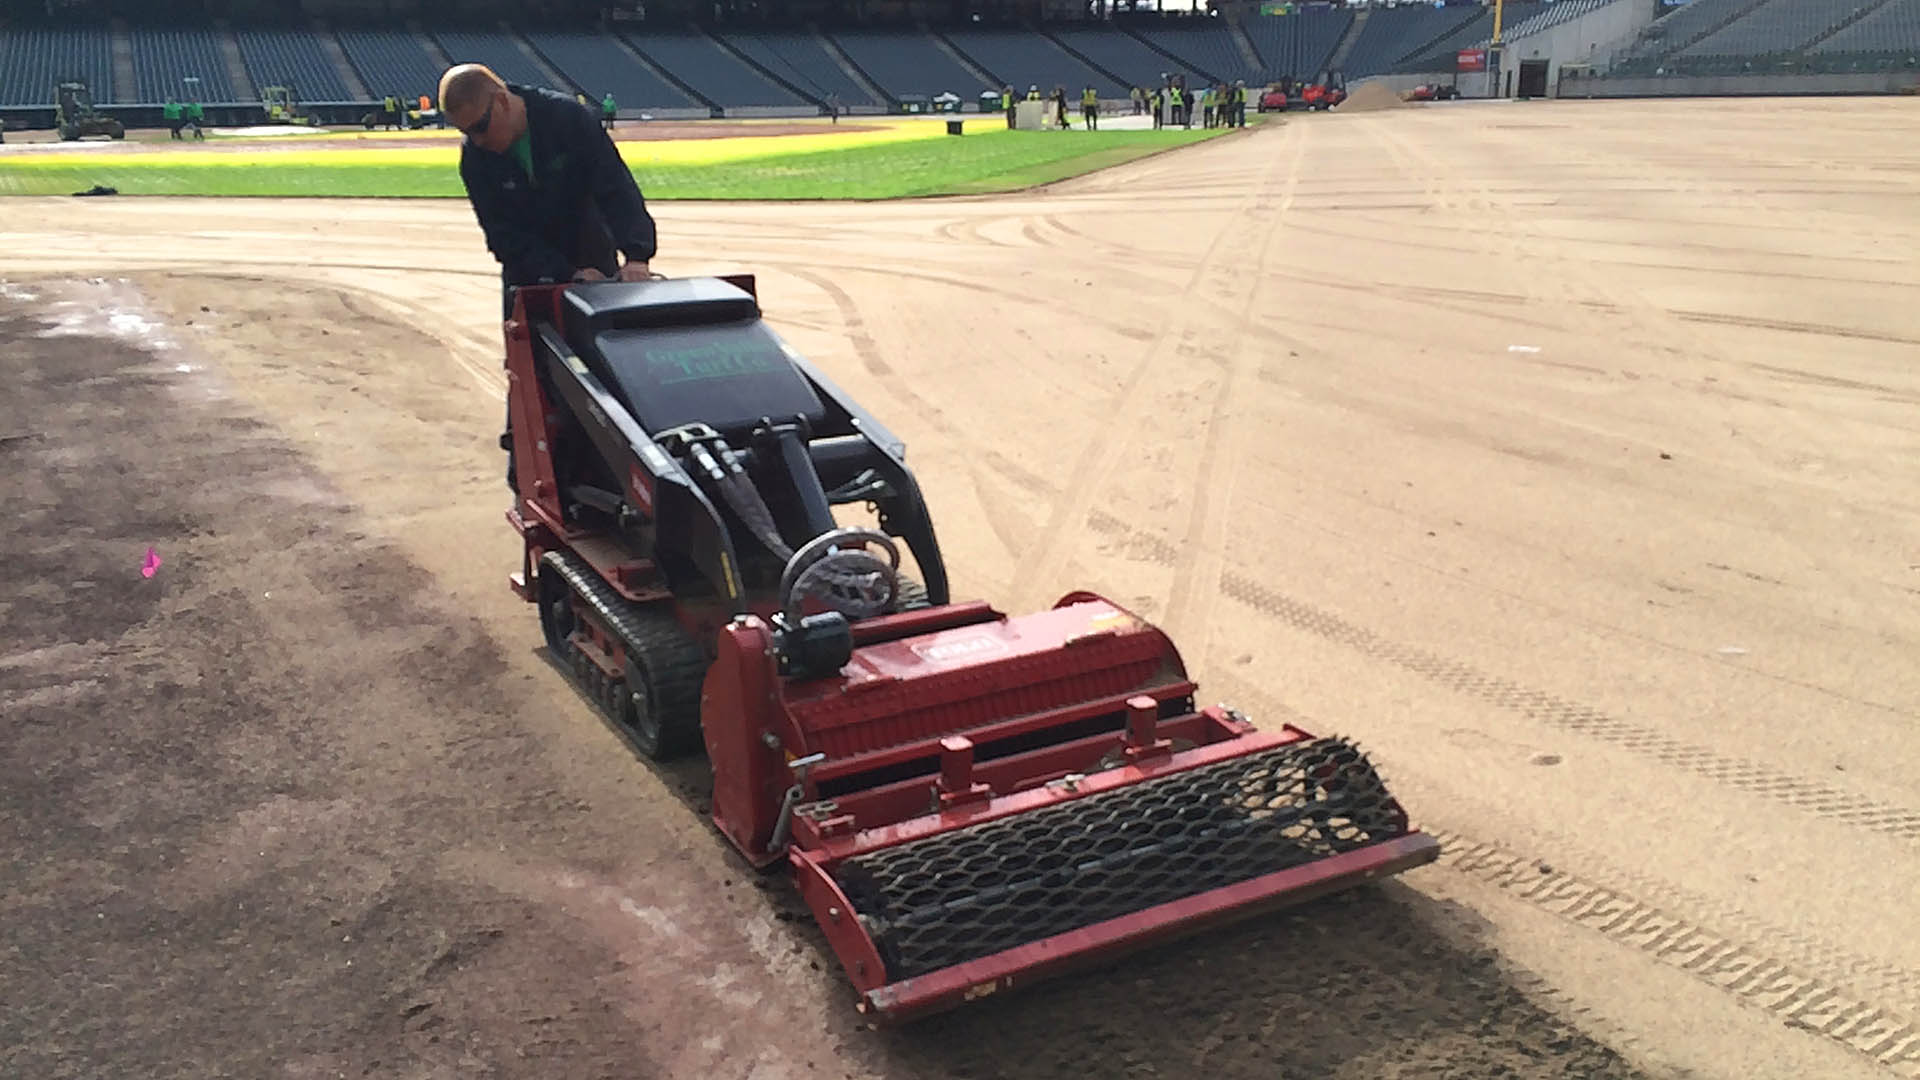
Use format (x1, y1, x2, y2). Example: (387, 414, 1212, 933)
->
(698, 590, 1442, 1021)
(505, 276, 1441, 1025)
(848, 834, 1442, 1022)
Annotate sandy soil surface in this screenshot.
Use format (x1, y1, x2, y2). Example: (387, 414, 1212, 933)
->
(3, 96, 1918, 1079)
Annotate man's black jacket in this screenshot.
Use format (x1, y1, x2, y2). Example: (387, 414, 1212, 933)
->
(459, 84, 656, 291)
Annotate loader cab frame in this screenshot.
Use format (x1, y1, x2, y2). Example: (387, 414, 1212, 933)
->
(503, 276, 951, 650)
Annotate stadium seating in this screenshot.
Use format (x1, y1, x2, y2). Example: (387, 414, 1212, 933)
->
(130, 27, 236, 103)
(0, 26, 114, 107)
(829, 30, 986, 99)
(234, 30, 350, 101)
(622, 31, 806, 107)
(724, 32, 884, 106)
(1397, 3, 1544, 72)
(1240, 9, 1353, 81)
(1047, 25, 1183, 90)
(1129, 24, 1259, 83)
(431, 29, 553, 90)
(1339, 4, 1484, 79)
(941, 28, 1126, 96)
(526, 31, 701, 109)
(1500, 0, 1613, 41)
(1679, 0, 1882, 57)
(1811, 0, 1920, 55)
(334, 29, 444, 104)
(5, 5, 1910, 117)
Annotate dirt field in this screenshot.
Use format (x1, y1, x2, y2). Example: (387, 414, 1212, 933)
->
(3, 95, 1918, 1079)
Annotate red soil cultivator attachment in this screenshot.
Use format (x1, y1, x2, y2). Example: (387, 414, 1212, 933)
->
(502, 275, 1440, 1022)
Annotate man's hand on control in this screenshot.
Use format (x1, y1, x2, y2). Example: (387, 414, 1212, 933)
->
(617, 261, 651, 282)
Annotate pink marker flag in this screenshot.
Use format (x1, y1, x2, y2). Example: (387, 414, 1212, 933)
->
(141, 547, 162, 579)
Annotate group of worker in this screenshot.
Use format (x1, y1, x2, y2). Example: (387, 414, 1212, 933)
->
(996, 84, 1105, 130)
(1134, 75, 1248, 129)
(160, 98, 206, 139)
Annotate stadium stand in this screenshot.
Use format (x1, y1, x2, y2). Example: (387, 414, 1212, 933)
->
(941, 28, 1126, 96)
(1397, 3, 1544, 72)
(526, 31, 701, 109)
(1338, 4, 1485, 78)
(1047, 25, 1182, 90)
(0, 26, 114, 107)
(1679, 0, 1884, 58)
(129, 27, 236, 102)
(1501, 0, 1614, 40)
(1240, 9, 1354, 81)
(334, 29, 445, 103)
(622, 31, 806, 107)
(1129, 23, 1259, 83)
(829, 30, 987, 99)
(234, 30, 350, 101)
(1812, 0, 1920, 55)
(724, 32, 884, 107)
(5, 4, 1912, 123)
(431, 29, 553, 89)
(1610, 0, 1919, 74)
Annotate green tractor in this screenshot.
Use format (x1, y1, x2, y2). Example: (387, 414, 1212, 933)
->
(262, 85, 323, 126)
(56, 80, 125, 141)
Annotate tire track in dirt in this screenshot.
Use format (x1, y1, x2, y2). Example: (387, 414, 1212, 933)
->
(1170, 526, 1920, 844)
(1006, 123, 1305, 613)
(936, 416, 1920, 1069)
(1053, 488, 1920, 1074)
(1373, 121, 1895, 571)
(1163, 124, 1308, 656)
(1081, 497, 1920, 840)
(1209, 675, 1920, 1077)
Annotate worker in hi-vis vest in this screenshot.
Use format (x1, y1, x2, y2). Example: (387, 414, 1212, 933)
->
(1081, 85, 1098, 130)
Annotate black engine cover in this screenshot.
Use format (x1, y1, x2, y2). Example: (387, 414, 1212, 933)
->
(563, 279, 826, 436)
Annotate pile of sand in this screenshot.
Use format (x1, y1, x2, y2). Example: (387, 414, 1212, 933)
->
(1335, 81, 1406, 114)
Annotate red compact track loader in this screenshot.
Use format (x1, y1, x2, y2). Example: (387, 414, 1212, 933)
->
(502, 276, 1440, 1022)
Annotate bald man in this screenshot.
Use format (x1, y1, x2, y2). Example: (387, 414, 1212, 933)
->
(438, 64, 658, 320)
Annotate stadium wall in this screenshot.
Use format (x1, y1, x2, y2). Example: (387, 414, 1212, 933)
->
(1493, 0, 1658, 96)
(1558, 69, 1920, 97)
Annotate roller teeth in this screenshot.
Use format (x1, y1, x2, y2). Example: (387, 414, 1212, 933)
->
(835, 738, 1413, 981)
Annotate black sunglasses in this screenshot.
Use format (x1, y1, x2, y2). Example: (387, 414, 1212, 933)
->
(460, 95, 497, 140)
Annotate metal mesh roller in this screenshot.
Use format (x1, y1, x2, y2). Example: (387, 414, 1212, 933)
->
(834, 738, 1413, 981)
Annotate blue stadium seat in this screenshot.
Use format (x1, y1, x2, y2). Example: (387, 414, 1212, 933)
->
(526, 32, 700, 109)
(432, 29, 554, 90)
(335, 30, 443, 104)
(1812, 0, 1920, 54)
(941, 29, 1125, 96)
(829, 30, 985, 98)
(1240, 9, 1353, 81)
(130, 28, 236, 103)
(1048, 26, 1183, 90)
(1682, 0, 1891, 56)
(1128, 24, 1259, 84)
(622, 31, 806, 107)
(0, 27, 114, 107)
(235, 30, 350, 101)
(1340, 5, 1484, 79)
(723, 32, 885, 106)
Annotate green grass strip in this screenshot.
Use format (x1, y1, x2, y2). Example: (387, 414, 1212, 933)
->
(0, 128, 1226, 199)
